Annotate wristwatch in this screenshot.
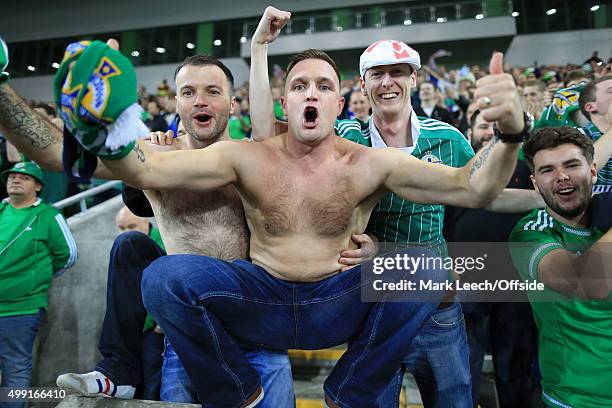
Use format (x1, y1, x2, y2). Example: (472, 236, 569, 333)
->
(494, 112, 534, 143)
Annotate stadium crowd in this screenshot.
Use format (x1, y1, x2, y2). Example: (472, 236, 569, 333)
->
(0, 5, 611, 408)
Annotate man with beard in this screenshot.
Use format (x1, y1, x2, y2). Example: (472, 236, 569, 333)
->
(509, 127, 612, 408)
(0, 45, 294, 406)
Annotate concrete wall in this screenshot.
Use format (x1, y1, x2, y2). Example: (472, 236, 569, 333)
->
(10, 57, 250, 102)
(1, 0, 392, 42)
(33, 196, 123, 387)
(505, 28, 612, 66)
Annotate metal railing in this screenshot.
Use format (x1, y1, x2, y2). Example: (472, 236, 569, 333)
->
(242, 0, 504, 39)
(53, 180, 122, 213)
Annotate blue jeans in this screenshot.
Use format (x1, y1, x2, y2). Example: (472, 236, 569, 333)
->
(378, 300, 472, 408)
(161, 337, 295, 407)
(0, 310, 42, 408)
(95, 231, 166, 399)
(141, 251, 446, 408)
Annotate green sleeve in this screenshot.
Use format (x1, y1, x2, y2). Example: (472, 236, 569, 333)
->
(335, 119, 370, 146)
(47, 209, 78, 276)
(451, 135, 475, 167)
(509, 222, 561, 281)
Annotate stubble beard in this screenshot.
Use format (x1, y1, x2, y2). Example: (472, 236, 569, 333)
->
(184, 113, 230, 145)
(541, 184, 592, 219)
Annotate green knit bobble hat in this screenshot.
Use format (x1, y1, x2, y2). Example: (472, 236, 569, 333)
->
(53, 40, 149, 160)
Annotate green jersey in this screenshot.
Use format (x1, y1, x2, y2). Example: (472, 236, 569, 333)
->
(228, 115, 251, 140)
(336, 113, 474, 245)
(0, 198, 77, 316)
(582, 122, 612, 192)
(509, 209, 611, 408)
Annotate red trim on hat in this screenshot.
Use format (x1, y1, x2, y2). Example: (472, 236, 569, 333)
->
(392, 41, 410, 59)
(366, 40, 385, 53)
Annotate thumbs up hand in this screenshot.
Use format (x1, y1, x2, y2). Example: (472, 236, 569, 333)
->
(473, 52, 524, 135)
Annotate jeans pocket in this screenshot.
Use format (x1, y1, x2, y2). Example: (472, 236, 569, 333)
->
(430, 303, 465, 329)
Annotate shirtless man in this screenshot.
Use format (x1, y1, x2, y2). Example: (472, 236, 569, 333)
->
(69, 30, 526, 405)
(0, 48, 293, 407)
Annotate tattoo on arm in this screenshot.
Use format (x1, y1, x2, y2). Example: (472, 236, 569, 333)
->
(0, 86, 58, 149)
(469, 136, 500, 178)
(133, 143, 146, 163)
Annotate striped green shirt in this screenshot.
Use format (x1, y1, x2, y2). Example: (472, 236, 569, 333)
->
(582, 122, 612, 192)
(336, 113, 474, 245)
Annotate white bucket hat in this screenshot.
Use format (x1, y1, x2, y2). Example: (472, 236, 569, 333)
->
(359, 40, 421, 77)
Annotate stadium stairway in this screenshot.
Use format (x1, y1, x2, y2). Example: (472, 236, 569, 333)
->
(290, 346, 418, 408)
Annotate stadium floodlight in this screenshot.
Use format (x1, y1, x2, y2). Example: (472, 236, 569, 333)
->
(436, 17, 447, 23)
(591, 5, 600, 11)
(475, 14, 484, 20)
(155, 47, 166, 54)
(546, 8, 557, 15)
(403, 19, 412, 25)
(51, 62, 60, 69)
(186, 42, 195, 49)
(131, 50, 140, 57)
(511, 11, 520, 17)
(240, 36, 247, 43)
(214, 39, 222, 46)
(27, 65, 36, 72)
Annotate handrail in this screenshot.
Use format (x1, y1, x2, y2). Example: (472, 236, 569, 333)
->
(53, 180, 122, 212)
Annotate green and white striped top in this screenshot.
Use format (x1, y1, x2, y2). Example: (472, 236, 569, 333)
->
(335, 112, 474, 245)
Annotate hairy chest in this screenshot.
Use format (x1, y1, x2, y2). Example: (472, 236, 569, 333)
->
(148, 187, 248, 245)
(252, 172, 359, 237)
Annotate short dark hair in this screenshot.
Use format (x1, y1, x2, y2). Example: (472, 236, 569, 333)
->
(523, 127, 594, 173)
(578, 74, 612, 120)
(147, 97, 163, 110)
(564, 69, 591, 86)
(469, 109, 481, 131)
(174, 54, 235, 92)
(285, 49, 341, 86)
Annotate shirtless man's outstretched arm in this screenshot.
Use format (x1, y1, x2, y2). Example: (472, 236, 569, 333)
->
(0, 42, 116, 180)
